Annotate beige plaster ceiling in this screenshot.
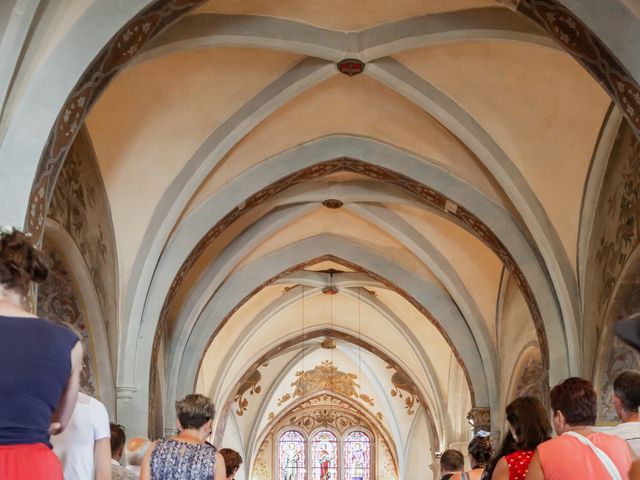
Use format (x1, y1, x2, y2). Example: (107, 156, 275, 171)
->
(232, 206, 442, 284)
(390, 204, 503, 342)
(185, 73, 506, 217)
(194, 0, 498, 30)
(87, 48, 301, 292)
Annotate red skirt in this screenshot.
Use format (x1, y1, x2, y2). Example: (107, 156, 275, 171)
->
(0, 443, 62, 480)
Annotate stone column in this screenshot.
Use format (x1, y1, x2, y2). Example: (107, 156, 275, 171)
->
(430, 451, 441, 479)
(116, 385, 148, 438)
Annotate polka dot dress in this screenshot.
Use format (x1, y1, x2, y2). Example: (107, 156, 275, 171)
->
(505, 450, 535, 480)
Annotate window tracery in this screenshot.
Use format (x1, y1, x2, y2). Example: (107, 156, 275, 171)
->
(344, 431, 371, 480)
(259, 395, 397, 480)
(311, 430, 338, 480)
(279, 430, 306, 480)
(276, 428, 372, 480)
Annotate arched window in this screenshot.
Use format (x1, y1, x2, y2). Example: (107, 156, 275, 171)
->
(311, 430, 338, 480)
(269, 419, 382, 480)
(344, 431, 371, 480)
(279, 430, 306, 480)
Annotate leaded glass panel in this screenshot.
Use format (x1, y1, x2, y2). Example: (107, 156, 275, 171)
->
(344, 431, 371, 480)
(279, 430, 305, 480)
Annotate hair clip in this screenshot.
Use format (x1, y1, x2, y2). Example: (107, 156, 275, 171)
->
(0, 225, 15, 236)
(475, 430, 491, 438)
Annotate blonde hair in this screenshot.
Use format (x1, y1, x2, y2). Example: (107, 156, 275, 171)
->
(175, 394, 215, 429)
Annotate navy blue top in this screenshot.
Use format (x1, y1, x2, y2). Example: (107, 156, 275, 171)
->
(0, 315, 78, 447)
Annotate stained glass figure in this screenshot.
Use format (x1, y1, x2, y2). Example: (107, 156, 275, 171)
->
(279, 430, 305, 480)
(311, 430, 338, 480)
(344, 431, 371, 480)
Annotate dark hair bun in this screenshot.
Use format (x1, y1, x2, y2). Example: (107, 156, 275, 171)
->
(468, 436, 493, 465)
(0, 229, 49, 294)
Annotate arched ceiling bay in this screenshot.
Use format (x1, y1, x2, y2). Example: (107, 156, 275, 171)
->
(86, 47, 302, 290)
(393, 41, 610, 268)
(183, 73, 506, 216)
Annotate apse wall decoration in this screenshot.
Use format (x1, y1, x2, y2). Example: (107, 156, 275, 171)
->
(279, 430, 305, 480)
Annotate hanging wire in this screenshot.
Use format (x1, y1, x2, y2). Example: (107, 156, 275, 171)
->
(301, 284, 305, 385)
(329, 272, 334, 421)
(358, 286, 362, 430)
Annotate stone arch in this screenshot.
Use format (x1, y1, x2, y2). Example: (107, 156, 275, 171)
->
(196, 280, 447, 449)
(120, 147, 568, 434)
(39, 220, 116, 414)
(5, 0, 640, 442)
(138, 145, 561, 389)
(256, 392, 398, 480)
(163, 197, 492, 423)
(133, 8, 560, 65)
(593, 245, 640, 420)
(173, 236, 488, 419)
(506, 342, 546, 407)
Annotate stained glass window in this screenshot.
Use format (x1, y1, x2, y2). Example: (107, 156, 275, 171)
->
(279, 430, 306, 480)
(311, 430, 338, 480)
(344, 431, 371, 480)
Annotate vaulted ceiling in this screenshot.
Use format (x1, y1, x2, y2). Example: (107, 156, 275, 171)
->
(73, 0, 616, 467)
(4, 0, 638, 478)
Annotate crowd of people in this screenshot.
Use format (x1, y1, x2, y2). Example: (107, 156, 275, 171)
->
(440, 372, 640, 479)
(0, 227, 639, 479)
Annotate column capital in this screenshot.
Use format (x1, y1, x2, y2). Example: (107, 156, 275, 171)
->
(466, 407, 491, 433)
(116, 386, 137, 405)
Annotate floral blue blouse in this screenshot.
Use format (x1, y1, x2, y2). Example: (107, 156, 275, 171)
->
(150, 438, 217, 480)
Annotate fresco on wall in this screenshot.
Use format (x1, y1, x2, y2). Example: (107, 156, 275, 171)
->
(599, 336, 640, 421)
(389, 368, 421, 415)
(597, 272, 640, 421)
(512, 345, 546, 404)
(585, 118, 640, 377)
(235, 367, 263, 416)
(38, 239, 96, 396)
(48, 126, 117, 349)
(593, 122, 640, 314)
(277, 361, 375, 408)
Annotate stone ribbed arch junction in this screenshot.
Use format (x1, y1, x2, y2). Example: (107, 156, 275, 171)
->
(114, 49, 585, 380)
(161, 201, 485, 432)
(211, 278, 448, 440)
(132, 8, 561, 65)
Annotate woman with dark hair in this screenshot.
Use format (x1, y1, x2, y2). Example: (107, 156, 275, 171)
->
(485, 432, 516, 479)
(487, 396, 551, 479)
(0, 228, 83, 479)
(452, 435, 493, 480)
(526, 377, 633, 479)
(140, 394, 226, 480)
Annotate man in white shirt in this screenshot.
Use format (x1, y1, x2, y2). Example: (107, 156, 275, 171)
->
(51, 392, 111, 480)
(596, 370, 640, 456)
(124, 436, 151, 477)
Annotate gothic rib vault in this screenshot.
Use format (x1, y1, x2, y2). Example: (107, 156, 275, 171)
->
(3, 0, 640, 479)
